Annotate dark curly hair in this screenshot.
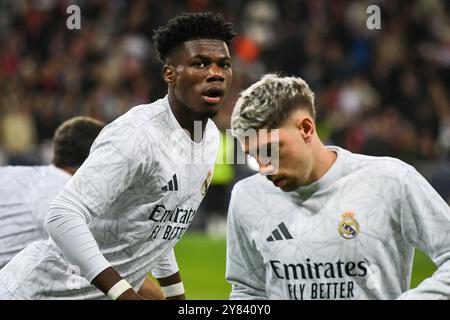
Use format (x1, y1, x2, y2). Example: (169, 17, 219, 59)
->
(52, 117, 105, 169)
(153, 12, 236, 62)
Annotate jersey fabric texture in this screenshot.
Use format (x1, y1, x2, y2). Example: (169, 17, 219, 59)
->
(0, 165, 70, 268)
(0, 96, 219, 299)
(226, 146, 450, 300)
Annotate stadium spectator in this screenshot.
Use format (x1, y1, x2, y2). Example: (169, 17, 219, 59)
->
(226, 74, 450, 299)
(0, 1, 448, 163)
(1, 1, 448, 212)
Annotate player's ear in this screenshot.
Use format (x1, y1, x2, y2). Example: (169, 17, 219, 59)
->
(295, 116, 314, 143)
(163, 64, 176, 88)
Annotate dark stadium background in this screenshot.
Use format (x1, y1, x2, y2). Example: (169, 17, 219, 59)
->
(1, 0, 448, 299)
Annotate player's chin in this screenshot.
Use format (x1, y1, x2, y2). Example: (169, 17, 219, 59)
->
(279, 185, 296, 192)
(198, 103, 221, 118)
(279, 180, 298, 192)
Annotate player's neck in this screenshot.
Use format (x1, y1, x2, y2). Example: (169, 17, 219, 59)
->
(168, 94, 208, 143)
(308, 141, 337, 184)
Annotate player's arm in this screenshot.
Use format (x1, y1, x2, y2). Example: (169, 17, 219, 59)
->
(46, 123, 149, 300)
(92, 267, 142, 300)
(137, 277, 165, 300)
(396, 166, 450, 299)
(157, 272, 185, 300)
(47, 195, 144, 300)
(137, 273, 185, 300)
(151, 249, 186, 300)
(226, 185, 268, 300)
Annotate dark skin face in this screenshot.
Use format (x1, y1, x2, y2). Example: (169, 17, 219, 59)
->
(163, 39, 232, 141)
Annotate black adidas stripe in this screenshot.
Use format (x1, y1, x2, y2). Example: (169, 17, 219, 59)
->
(278, 223, 293, 239)
(173, 174, 178, 191)
(267, 223, 293, 241)
(162, 174, 179, 191)
(272, 229, 283, 240)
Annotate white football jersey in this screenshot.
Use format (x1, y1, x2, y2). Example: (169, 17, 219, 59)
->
(0, 96, 219, 299)
(226, 146, 450, 300)
(0, 165, 70, 268)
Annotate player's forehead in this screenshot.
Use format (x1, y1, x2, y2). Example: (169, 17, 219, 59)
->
(180, 39, 230, 60)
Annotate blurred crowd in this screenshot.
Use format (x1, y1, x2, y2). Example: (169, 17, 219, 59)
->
(0, 0, 449, 215)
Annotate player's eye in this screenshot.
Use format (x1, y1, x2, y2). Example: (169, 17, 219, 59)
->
(220, 62, 231, 69)
(192, 61, 205, 68)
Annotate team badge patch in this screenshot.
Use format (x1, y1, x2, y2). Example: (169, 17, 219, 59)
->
(201, 170, 213, 196)
(338, 211, 360, 239)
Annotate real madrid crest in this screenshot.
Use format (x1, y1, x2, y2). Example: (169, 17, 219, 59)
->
(201, 170, 213, 196)
(338, 211, 360, 239)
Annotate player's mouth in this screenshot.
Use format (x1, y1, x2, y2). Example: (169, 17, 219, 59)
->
(201, 87, 225, 105)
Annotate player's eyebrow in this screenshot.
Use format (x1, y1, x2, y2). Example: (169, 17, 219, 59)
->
(190, 54, 231, 61)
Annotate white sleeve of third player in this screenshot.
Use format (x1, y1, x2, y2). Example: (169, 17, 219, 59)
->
(396, 166, 450, 300)
(46, 120, 151, 282)
(226, 184, 268, 300)
(151, 249, 179, 279)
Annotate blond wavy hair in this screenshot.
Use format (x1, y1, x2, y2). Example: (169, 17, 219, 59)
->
(231, 74, 316, 135)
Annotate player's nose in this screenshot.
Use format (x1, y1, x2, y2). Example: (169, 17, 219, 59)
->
(207, 64, 224, 82)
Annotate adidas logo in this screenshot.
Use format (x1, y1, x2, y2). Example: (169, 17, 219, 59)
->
(266, 223, 293, 241)
(162, 174, 178, 191)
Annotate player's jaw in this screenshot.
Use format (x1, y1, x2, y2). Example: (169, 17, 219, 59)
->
(267, 174, 298, 191)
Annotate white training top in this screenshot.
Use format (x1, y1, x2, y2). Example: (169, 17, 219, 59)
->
(226, 146, 450, 300)
(0, 96, 219, 299)
(0, 165, 71, 269)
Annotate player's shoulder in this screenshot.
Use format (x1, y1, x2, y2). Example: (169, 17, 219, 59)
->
(109, 96, 168, 131)
(0, 165, 69, 192)
(40, 165, 72, 184)
(346, 148, 415, 179)
(0, 167, 31, 193)
(122, 97, 168, 125)
(0, 165, 49, 181)
(93, 97, 170, 147)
